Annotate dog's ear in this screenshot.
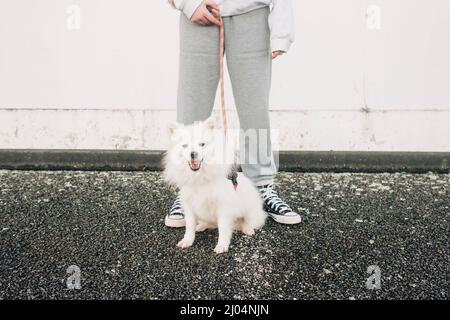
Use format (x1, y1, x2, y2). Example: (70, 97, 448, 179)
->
(168, 121, 180, 136)
(205, 114, 219, 130)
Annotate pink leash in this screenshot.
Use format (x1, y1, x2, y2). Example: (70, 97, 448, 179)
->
(219, 17, 228, 138)
(217, 16, 239, 190)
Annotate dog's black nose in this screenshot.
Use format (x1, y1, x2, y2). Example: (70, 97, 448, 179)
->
(190, 151, 198, 160)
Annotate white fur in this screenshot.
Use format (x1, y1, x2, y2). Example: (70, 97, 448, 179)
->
(163, 116, 266, 254)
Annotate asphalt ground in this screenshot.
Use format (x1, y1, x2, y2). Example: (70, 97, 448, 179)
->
(0, 170, 448, 299)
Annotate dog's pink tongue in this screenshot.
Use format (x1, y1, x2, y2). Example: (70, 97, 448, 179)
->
(189, 161, 200, 170)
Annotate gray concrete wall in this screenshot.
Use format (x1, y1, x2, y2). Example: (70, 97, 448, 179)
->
(0, 0, 449, 151)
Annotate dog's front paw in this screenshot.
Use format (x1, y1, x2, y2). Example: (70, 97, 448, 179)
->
(177, 237, 194, 249)
(214, 243, 229, 254)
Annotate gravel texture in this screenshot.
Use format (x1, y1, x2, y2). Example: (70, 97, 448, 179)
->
(0, 170, 448, 300)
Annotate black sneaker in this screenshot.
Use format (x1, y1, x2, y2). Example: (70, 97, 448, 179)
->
(258, 184, 302, 225)
(165, 195, 186, 228)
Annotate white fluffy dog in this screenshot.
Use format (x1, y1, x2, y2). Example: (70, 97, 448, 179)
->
(164, 116, 267, 254)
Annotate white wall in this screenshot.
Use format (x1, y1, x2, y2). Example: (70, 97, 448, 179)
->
(0, 0, 449, 151)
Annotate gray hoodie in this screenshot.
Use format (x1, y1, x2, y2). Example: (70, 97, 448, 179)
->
(171, 0, 295, 52)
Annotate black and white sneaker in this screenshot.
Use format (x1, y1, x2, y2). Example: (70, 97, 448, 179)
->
(165, 195, 186, 228)
(258, 184, 302, 225)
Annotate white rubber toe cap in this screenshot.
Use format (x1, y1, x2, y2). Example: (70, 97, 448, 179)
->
(267, 212, 302, 225)
(165, 215, 186, 228)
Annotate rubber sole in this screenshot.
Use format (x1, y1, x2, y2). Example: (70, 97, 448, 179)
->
(165, 212, 300, 227)
(164, 215, 186, 228)
(266, 212, 302, 225)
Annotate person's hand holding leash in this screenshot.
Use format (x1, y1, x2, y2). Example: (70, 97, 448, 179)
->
(191, 0, 222, 26)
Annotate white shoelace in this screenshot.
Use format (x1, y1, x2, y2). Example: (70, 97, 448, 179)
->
(169, 197, 184, 216)
(260, 185, 293, 214)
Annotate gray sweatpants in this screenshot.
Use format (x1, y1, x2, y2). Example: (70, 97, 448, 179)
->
(177, 7, 277, 186)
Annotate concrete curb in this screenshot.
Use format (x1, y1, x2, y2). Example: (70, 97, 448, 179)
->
(0, 149, 449, 173)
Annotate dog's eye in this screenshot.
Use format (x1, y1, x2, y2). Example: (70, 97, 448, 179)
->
(199, 142, 206, 147)
(182, 144, 188, 148)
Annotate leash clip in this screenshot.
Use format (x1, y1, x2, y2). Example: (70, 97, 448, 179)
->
(227, 169, 238, 191)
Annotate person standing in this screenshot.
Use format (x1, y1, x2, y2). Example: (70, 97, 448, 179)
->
(166, 0, 301, 226)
